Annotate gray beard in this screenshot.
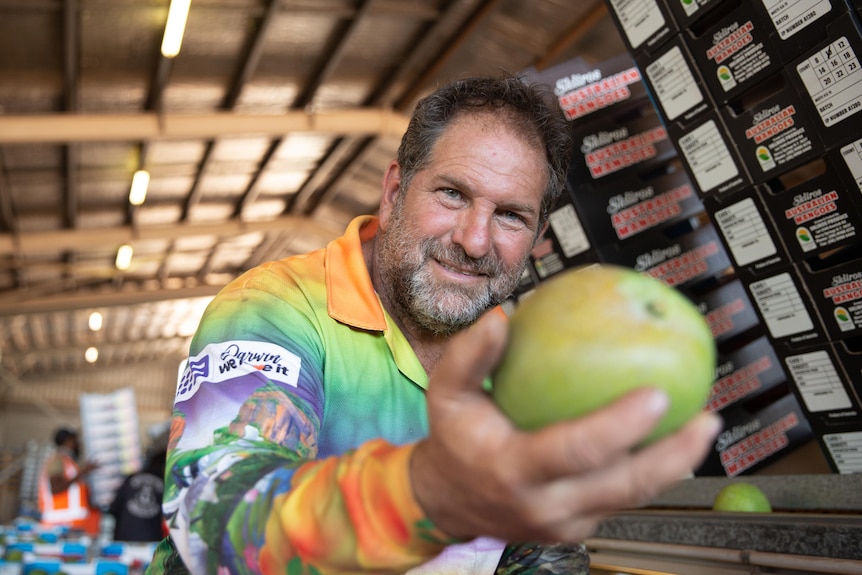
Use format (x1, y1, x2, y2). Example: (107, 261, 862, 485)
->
(401, 239, 498, 335)
(377, 210, 526, 336)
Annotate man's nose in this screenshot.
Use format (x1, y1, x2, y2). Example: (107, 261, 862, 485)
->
(452, 209, 492, 259)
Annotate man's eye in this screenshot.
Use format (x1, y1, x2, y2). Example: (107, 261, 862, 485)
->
(440, 188, 461, 199)
(501, 211, 525, 223)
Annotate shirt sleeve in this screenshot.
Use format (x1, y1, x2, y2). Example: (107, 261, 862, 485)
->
(163, 274, 454, 575)
(46, 454, 66, 479)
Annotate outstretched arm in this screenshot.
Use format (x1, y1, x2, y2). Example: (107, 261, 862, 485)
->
(162, 278, 453, 575)
(411, 310, 721, 544)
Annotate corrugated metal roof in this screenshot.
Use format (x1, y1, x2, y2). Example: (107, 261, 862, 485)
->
(0, 0, 625, 395)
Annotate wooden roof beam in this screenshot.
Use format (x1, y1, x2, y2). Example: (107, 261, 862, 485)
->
(0, 109, 410, 143)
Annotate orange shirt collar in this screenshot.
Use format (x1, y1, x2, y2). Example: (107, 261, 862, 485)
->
(325, 215, 388, 331)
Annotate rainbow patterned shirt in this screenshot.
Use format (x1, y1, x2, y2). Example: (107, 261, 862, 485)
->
(155, 215, 460, 574)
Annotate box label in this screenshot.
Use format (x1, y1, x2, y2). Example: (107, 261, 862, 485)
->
(748, 272, 815, 338)
(708, 337, 784, 412)
(582, 125, 669, 179)
(547, 202, 590, 258)
(762, 0, 834, 40)
(597, 225, 732, 291)
(528, 197, 596, 282)
(678, 119, 740, 193)
(531, 237, 566, 279)
(704, 18, 774, 92)
(822, 431, 862, 473)
(708, 355, 773, 412)
(556, 66, 644, 122)
(717, 409, 806, 477)
(522, 54, 649, 124)
(570, 107, 678, 185)
(697, 392, 814, 477)
(817, 268, 862, 336)
(773, 182, 859, 256)
(695, 279, 761, 344)
(797, 35, 862, 128)
(713, 197, 779, 266)
(635, 234, 724, 287)
(609, 0, 667, 50)
(646, 46, 706, 121)
(571, 168, 704, 246)
(784, 350, 853, 412)
(743, 104, 817, 175)
(609, 182, 696, 240)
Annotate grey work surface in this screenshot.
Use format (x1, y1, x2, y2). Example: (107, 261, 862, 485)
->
(593, 475, 862, 561)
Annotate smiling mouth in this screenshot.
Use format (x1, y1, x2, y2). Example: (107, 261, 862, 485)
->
(437, 259, 485, 278)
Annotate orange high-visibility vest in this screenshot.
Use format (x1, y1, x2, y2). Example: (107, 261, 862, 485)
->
(38, 451, 101, 534)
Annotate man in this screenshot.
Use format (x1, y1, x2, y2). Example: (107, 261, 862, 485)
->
(38, 427, 101, 535)
(109, 447, 168, 542)
(151, 75, 720, 574)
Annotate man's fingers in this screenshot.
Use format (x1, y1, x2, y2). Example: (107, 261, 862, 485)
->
(633, 410, 722, 486)
(519, 409, 721, 534)
(429, 310, 508, 399)
(565, 410, 722, 515)
(520, 387, 672, 481)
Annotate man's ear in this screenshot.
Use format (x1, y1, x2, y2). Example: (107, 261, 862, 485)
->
(378, 160, 402, 230)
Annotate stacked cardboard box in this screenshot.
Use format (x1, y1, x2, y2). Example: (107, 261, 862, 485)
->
(79, 388, 143, 508)
(521, 51, 804, 477)
(605, 0, 862, 474)
(515, 54, 653, 297)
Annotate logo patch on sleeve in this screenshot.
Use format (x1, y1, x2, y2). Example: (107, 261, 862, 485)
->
(175, 341, 301, 403)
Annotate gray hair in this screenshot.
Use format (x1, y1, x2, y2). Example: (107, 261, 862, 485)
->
(396, 75, 572, 228)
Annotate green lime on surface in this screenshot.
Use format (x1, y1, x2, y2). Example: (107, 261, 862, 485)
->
(712, 481, 772, 512)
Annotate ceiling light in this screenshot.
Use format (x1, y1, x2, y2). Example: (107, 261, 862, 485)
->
(115, 244, 134, 271)
(85, 347, 99, 363)
(161, 0, 192, 58)
(88, 311, 103, 332)
(129, 169, 150, 206)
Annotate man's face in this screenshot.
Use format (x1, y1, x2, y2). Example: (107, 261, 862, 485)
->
(377, 113, 547, 335)
(67, 435, 81, 459)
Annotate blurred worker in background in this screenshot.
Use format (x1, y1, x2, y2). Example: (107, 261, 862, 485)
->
(110, 446, 168, 542)
(38, 427, 101, 535)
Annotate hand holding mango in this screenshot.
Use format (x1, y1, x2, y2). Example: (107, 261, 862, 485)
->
(492, 264, 717, 445)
